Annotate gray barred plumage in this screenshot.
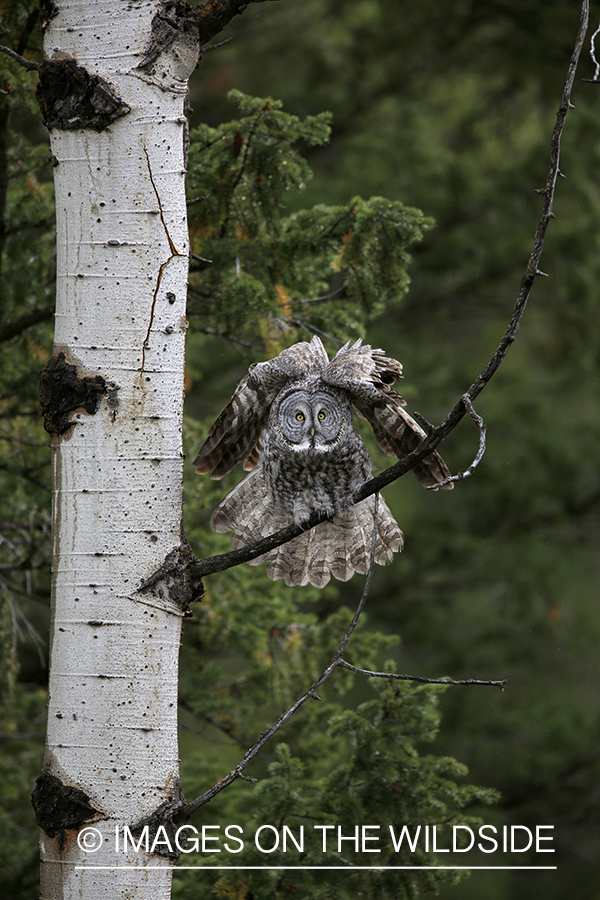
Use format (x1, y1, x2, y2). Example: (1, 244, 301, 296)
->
(193, 336, 452, 587)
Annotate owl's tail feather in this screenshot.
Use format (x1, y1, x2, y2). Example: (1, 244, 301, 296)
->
(210, 468, 403, 588)
(332, 496, 404, 580)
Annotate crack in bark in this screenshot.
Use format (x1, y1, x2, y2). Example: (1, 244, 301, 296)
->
(141, 146, 181, 373)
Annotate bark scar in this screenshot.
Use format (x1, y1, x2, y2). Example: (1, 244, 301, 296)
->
(141, 146, 181, 372)
(138, 536, 205, 613)
(39, 350, 109, 435)
(31, 772, 103, 849)
(36, 58, 131, 132)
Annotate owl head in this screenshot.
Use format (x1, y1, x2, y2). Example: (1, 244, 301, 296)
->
(271, 384, 351, 451)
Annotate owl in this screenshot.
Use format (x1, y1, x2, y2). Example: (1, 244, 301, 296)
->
(193, 336, 452, 588)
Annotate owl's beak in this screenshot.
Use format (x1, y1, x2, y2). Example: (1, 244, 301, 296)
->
(309, 426, 315, 436)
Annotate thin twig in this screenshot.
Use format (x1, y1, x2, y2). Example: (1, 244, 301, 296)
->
(337, 493, 379, 657)
(187, 195, 209, 207)
(201, 37, 234, 53)
(0, 44, 39, 71)
(337, 660, 506, 690)
(192, 1, 589, 578)
(181, 648, 345, 815)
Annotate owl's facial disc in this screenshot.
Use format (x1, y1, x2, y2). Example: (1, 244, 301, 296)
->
(276, 388, 345, 450)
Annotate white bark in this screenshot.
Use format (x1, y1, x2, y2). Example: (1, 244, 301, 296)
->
(40, 1, 199, 896)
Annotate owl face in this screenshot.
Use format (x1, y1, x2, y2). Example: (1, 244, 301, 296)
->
(274, 387, 348, 451)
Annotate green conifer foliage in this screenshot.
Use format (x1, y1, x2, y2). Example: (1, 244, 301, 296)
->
(186, 90, 433, 353)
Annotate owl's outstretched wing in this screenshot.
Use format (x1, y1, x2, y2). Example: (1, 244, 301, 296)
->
(192, 373, 267, 479)
(323, 339, 453, 490)
(193, 336, 330, 479)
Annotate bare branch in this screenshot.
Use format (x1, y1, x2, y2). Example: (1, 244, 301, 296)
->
(202, 37, 234, 53)
(337, 660, 506, 691)
(181, 658, 334, 815)
(194, 513, 326, 577)
(586, 20, 600, 80)
(197, 0, 255, 47)
(186, 196, 209, 208)
(0, 305, 54, 343)
(0, 44, 39, 72)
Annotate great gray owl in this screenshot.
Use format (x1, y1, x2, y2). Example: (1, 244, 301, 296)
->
(193, 336, 452, 588)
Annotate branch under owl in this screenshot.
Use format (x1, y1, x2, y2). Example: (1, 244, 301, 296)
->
(182, 653, 507, 817)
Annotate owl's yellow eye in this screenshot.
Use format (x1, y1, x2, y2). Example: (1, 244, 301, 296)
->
(318, 411, 326, 420)
(296, 412, 305, 421)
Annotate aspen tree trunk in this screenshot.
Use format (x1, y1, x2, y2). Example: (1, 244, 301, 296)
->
(34, 1, 199, 896)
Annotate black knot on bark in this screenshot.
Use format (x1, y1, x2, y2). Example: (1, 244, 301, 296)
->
(36, 58, 131, 131)
(39, 351, 108, 435)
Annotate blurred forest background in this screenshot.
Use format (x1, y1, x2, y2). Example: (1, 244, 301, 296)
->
(2, 1, 600, 898)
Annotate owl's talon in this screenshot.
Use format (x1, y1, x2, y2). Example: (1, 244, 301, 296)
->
(317, 507, 334, 523)
(295, 508, 333, 528)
